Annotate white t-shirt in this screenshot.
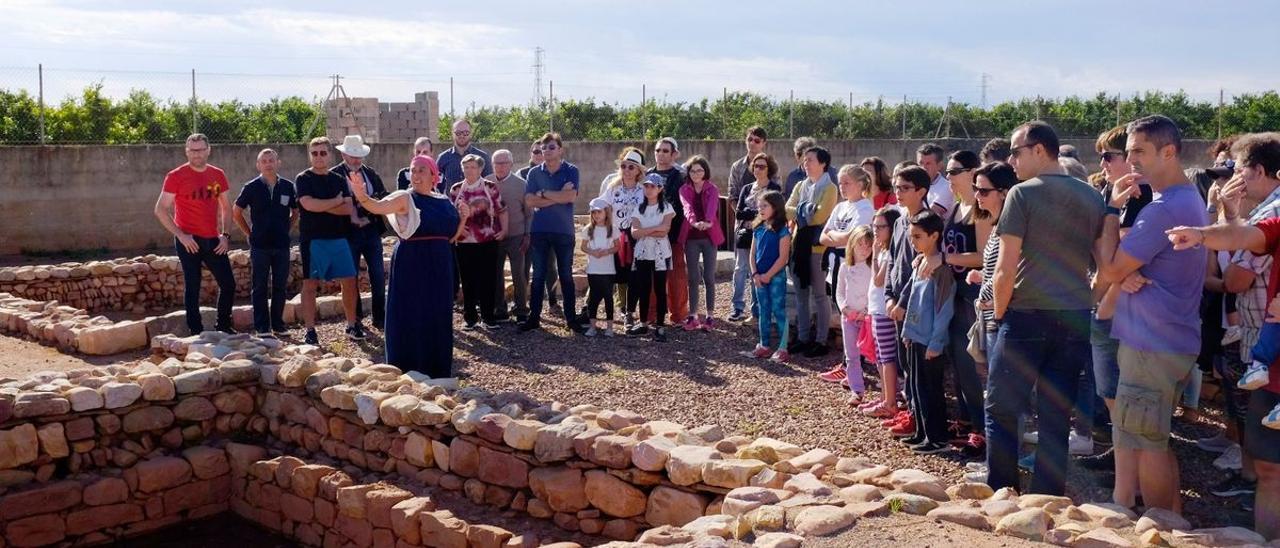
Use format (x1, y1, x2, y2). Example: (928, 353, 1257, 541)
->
(578, 225, 617, 275)
(630, 202, 675, 270)
(928, 173, 955, 216)
(599, 177, 645, 231)
(824, 199, 876, 235)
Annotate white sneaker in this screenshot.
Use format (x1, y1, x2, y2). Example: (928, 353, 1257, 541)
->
(1264, 402, 1280, 430)
(1213, 444, 1243, 471)
(1023, 430, 1039, 444)
(1221, 325, 1243, 345)
(1239, 362, 1271, 390)
(965, 462, 989, 472)
(964, 471, 988, 484)
(1069, 432, 1094, 456)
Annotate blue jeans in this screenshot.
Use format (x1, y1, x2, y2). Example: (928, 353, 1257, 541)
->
(789, 254, 829, 344)
(755, 275, 788, 349)
(529, 232, 576, 326)
(985, 308, 1090, 496)
(250, 247, 290, 333)
(1251, 321, 1280, 365)
(1091, 317, 1121, 399)
(732, 247, 755, 316)
(348, 229, 385, 326)
(175, 236, 235, 335)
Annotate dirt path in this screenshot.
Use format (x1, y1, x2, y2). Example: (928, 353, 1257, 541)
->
(0, 333, 149, 378)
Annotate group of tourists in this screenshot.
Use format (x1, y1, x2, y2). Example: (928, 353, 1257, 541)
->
(155, 115, 1280, 539)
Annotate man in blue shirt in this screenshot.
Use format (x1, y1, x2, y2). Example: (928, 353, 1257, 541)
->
(519, 132, 585, 334)
(436, 119, 492, 193)
(233, 148, 298, 336)
(1093, 115, 1207, 514)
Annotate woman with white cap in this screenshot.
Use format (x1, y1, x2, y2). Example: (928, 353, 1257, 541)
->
(347, 155, 468, 378)
(599, 147, 647, 327)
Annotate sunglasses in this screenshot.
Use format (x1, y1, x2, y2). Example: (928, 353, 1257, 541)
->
(873, 223, 890, 229)
(622, 164, 639, 171)
(453, 130, 471, 136)
(893, 184, 917, 192)
(542, 144, 559, 151)
(310, 150, 328, 157)
(1009, 143, 1036, 158)
(1213, 158, 1236, 169)
(747, 137, 763, 144)
(655, 148, 673, 154)
(752, 164, 768, 170)
(1101, 151, 1125, 162)
(972, 185, 999, 196)
(945, 167, 972, 177)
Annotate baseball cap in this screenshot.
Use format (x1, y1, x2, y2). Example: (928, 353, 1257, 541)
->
(642, 173, 665, 186)
(589, 197, 609, 211)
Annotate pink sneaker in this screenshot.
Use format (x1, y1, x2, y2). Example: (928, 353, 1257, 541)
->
(770, 350, 790, 363)
(745, 345, 772, 359)
(700, 317, 714, 331)
(682, 316, 701, 332)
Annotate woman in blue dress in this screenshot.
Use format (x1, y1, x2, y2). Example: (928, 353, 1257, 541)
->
(347, 155, 468, 377)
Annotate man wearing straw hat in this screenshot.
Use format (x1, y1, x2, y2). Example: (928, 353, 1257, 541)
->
(332, 134, 388, 335)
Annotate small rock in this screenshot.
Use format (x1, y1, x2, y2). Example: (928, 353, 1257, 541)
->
(995, 508, 1049, 541)
(947, 482, 995, 500)
(1134, 508, 1190, 534)
(1073, 527, 1133, 548)
(884, 493, 938, 515)
(927, 505, 991, 531)
(792, 505, 855, 536)
(752, 532, 804, 548)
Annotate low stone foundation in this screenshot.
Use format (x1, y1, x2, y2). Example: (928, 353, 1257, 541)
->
(0, 330, 1268, 547)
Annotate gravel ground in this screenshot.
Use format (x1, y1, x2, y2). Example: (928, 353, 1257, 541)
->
(300, 273, 1255, 535)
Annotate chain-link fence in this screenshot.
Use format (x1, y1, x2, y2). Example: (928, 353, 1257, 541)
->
(1, 64, 1276, 144)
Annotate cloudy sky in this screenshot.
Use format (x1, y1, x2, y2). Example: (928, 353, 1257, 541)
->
(5, 0, 1277, 110)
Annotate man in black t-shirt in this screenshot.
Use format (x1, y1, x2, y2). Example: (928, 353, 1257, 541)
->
(296, 137, 362, 345)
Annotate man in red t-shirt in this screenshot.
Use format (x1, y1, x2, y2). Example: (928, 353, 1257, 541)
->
(1168, 170, 1280, 540)
(153, 133, 237, 335)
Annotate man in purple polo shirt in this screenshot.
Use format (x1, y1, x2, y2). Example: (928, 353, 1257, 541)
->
(1093, 115, 1207, 514)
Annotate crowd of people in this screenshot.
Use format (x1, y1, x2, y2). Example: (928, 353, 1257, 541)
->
(153, 116, 1280, 539)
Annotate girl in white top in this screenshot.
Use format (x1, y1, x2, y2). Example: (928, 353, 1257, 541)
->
(836, 225, 875, 405)
(579, 198, 618, 337)
(626, 174, 675, 341)
(819, 165, 878, 384)
(599, 147, 647, 325)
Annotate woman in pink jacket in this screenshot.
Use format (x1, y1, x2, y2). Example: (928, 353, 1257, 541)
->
(678, 155, 725, 331)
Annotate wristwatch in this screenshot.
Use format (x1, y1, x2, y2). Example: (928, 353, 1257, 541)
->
(538, 190, 547, 199)
(219, 232, 230, 239)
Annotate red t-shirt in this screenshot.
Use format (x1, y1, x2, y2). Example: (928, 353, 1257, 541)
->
(873, 191, 898, 210)
(162, 164, 227, 238)
(1257, 217, 1280, 394)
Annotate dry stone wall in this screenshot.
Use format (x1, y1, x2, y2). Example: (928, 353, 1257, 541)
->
(0, 329, 1269, 547)
(0, 246, 385, 315)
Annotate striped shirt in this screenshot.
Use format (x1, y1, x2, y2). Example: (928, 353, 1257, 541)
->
(978, 229, 1000, 324)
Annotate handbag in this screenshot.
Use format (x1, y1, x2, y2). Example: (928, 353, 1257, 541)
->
(735, 227, 753, 249)
(967, 302, 987, 363)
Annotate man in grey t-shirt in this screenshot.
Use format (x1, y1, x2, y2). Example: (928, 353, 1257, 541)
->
(985, 121, 1105, 497)
(491, 149, 531, 323)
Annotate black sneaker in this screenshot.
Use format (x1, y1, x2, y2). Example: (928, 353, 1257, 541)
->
(727, 310, 747, 322)
(304, 328, 319, 345)
(901, 433, 927, 445)
(481, 320, 502, 330)
(218, 326, 238, 335)
(787, 340, 811, 355)
(518, 321, 541, 333)
(654, 327, 668, 342)
(912, 442, 951, 455)
(515, 315, 529, 325)
(462, 322, 478, 331)
(1210, 473, 1257, 497)
(346, 324, 366, 341)
(804, 344, 830, 358)
(1076, 447, 1115, 471)
(627, 323, 650, 336)
(272, 328, 290, 338)
(568, 322, 588, 335)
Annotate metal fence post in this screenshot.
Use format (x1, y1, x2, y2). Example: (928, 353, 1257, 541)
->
(38, 64, 46, 145)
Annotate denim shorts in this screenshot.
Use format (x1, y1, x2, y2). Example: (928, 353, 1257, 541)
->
(303, 238, 357, 281)
(1091, 317, 1121, 400)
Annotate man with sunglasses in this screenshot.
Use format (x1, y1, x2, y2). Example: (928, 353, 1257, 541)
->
(728, 127, 768, 209)
(986, 121, 1105, 497)
(437, 119, 492, 193)
(521, 132, 586, 334)
(296, 137, 362, 345)
(154, 133, 237, 335)
(650, 137, 689, 324)
(517, 140, 559, 310)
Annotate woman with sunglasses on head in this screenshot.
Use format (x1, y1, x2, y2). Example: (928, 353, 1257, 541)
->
(600, 147, 648, 328)
(937, 150, 988, 450)
(347, 155, 467, 378)
(729, 152, 781, 322)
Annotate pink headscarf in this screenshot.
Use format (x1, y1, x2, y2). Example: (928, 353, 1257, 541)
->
(411, 154, 438, 175)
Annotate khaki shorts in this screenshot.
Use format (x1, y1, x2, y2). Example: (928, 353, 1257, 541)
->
(1113, 344, 1196, 451)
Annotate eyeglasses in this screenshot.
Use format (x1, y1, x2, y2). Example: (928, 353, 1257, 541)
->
(453, 130, 471, 136)
(310, 150, 329, 157)
(972, 185, 999, 196)
(893, 184, 917, 192)
(1101, 151, 1125, 162)
(945, 167, 973, 177)
(752, 164, 768, 170)
(1009, 143, 1036, 158)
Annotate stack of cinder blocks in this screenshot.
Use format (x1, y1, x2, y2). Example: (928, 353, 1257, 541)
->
(325, 92, 439, 145)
